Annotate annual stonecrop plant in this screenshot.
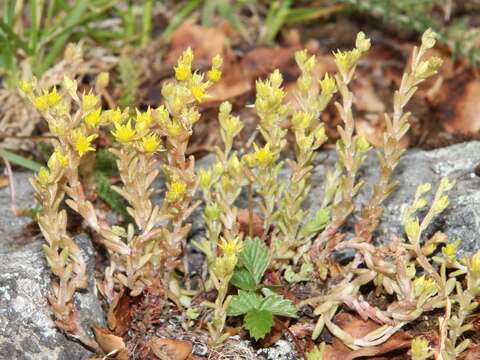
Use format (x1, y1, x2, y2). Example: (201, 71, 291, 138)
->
(21, 30, 480, 358)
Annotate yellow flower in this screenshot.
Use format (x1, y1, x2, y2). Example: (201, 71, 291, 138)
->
(175, 64, 191, 81)
(405, 217, 420, 241)
(219, 237, 243, 257)
(33, 95, 49, 112)
(333, 49, 361, 75)
(414, 276, 437, 299)
(46, 88, 61, 107)
(84, 108, 102, 128)
(47, 150, 68, 169)
(174, 48, 194, 81)
(136, 108, 153, 127)
(212, 255, 237, 279)
(254, 143, 275, 168)
(292, 112, 312, 131)
(469, 250, 480, 278)
(141, 133, 161, 152)
(112, 120, 136, 143)
(37, 167, 51, 185)
(74, 132, 97, 157)
(153, 105, 170, 126)
(319, 73, 336, 96)
(204, 202, 221, 221)
(442, 239, 460, 263)
(103, 108, 123, 124)
(82, 92, 99, 112)
(166, 180, 187, 203)
(411, 337, 431, 360)
(207, 68, 221, 82)
(190, 84, 206, 103)
(199, 169, 212, 189)
(19, 80, 33, 94)
(166, 120, 184, 138)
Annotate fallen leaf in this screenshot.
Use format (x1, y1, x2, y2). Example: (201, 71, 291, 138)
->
(166, 21, 231, 66)
(435, 78, 480, 134)
(322, 313, 412, 360)
(0, 175, 9, 188)
(353, 78, 385, 114)
(289, 322, 314, 339)
(458, 343, 480, 360)
(107, 290, 136, 336)
(149, 337, 192, 360)
(237, 208, 264, 237)
(92, 324, 128, 360)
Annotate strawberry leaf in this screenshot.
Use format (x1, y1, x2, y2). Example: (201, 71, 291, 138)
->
(238, 238, 269, 285)
(231, 268, 257, 291)
(244, 309, 274, 340)
(227, 290, 262, 316)
(259, 291, 297, 317)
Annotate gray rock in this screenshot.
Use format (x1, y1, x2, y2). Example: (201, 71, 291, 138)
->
(1, 141, 480, 359)
(308, 141, 480, 256)
(0, 173, 104, 360)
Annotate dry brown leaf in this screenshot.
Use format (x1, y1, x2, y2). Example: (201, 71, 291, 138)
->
(92, 324, 128, 360)
(0, 175, 9, 188)
(166, 21, 231, 66)
(289, 322, 314, 339)
(107, 290, 136, 336)
(148, 337, 192, 360)
(353, 78, 385, 114)
(322, 313, 412, 360)
(438, 79, 480, 133)
(458, 343, 480, 360)
(237, 208, 264, 238)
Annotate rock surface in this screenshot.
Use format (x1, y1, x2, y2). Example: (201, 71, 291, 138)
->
(308, 141, 480, 256)
(1, 142, 480, 359)
(0, 173, 104, 360)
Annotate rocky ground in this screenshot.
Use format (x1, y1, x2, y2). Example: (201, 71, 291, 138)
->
(1, 141, 480, 359)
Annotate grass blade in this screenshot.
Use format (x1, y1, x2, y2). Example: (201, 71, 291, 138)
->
(0, 149, 42, 171)
(163, 0, 201, 42)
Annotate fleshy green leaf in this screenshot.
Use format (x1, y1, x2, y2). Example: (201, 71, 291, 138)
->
(300, 207, 330, 237)
(259, 290, 297, 318)
(231, 268, 257, 291)
(244, 309, 274, 340)
(283, 257, 314, 283)
(238, 238, 269, 285)
(227, 290, 262, 316)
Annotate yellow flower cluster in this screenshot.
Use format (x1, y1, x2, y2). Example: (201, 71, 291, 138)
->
(33, 88, 62, 112)
(166, 180, 187, 203)
(37, 149, 69, 185)
(173, 47, 222, 104)
(213, 237, 243, 279)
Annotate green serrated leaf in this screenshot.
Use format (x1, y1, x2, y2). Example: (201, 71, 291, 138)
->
(244, 309, 274, 340)
(300, 207, 330, 237)
(259, 291, 297, 317)
(231, 268, 257, 291)
(239, 238, 269, 285)
(227, 290, 262, 316)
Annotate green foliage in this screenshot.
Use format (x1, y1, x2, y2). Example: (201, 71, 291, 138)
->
(300, 207, 330, 238)
(228, 239, 296, 340)
(0, 149, 42, 171)
(93, 149, 130, 220)
(117, 56, 141, 109)
(227, 288, 296, 340)
(342, 0, 480, 67)
(283, 256, 314, 283)
(237, 238, 269, 285)
(244, 309, 274, 340)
